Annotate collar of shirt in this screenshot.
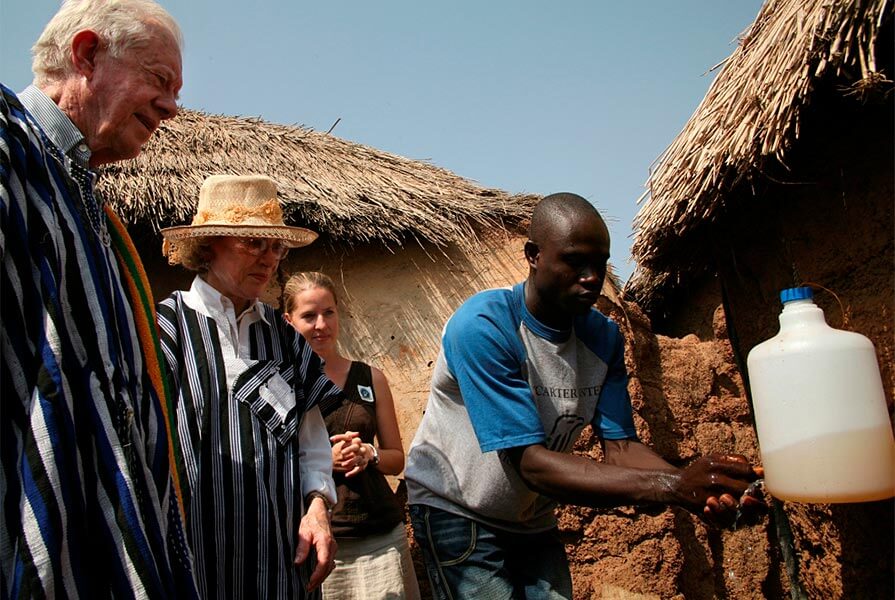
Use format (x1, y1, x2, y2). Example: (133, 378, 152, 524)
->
(19, 85, 92, 168)
(183, 275, 271, 357)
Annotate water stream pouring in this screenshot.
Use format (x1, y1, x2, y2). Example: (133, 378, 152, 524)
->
(746, 286, 895, 502)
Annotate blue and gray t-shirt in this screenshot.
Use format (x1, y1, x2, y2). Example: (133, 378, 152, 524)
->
(405, 282, 637, 533)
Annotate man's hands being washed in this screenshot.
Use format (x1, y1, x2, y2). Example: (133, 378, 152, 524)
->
(675, 454, 766, 528)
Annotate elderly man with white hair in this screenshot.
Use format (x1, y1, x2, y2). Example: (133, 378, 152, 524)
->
(0, 1, 197, 597)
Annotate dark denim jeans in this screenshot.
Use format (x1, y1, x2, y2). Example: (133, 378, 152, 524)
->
(409, 504, 572, 600)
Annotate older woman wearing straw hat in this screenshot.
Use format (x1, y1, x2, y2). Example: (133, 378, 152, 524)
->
(157, 174, 340, 599)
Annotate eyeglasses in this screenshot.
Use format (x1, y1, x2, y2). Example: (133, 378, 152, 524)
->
(235, 237, 290, 260)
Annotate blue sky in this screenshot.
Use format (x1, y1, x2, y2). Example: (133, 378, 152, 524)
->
(1, 1, 763, 282)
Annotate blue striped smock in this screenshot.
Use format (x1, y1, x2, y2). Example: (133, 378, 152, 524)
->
(157, 279, 340, 600)
(1, 84, 198, 597)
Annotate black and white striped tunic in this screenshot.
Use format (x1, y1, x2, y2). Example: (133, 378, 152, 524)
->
(157, 277, 339, 599)
(1, 84, 197, 599)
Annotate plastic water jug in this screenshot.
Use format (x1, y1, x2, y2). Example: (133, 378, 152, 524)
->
(746, 287, 895, 502)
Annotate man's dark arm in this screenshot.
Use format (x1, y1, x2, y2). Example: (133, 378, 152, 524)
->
(504, 440, 761, 516)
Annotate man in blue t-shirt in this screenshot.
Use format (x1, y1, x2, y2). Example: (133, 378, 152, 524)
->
(405, 192, 762, 599)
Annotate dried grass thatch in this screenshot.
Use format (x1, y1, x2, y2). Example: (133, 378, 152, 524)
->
(626, 0, 892, 306)
(98, 110, 540, 249)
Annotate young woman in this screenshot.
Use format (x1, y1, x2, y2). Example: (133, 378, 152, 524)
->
(284, 272, 420, 600)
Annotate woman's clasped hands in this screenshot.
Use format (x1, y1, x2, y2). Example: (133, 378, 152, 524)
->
(330, 431, 375, 477)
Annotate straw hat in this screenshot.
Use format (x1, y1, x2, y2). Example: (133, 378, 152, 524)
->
(160, 174, 317, 247)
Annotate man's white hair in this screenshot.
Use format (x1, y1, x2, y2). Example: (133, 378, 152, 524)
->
(31, 0, 183, 86)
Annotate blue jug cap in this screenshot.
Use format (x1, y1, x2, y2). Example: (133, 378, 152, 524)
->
(780, 287, 813, 304)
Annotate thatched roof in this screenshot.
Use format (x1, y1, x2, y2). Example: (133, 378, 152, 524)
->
(98, 109, 540, 248)
(626, 0, 892, 308)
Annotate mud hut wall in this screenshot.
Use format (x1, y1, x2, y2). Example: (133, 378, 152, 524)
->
(716, 103, 893, 600)
(636, 97, 894, 599)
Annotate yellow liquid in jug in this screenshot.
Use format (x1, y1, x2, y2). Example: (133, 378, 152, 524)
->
(761, 424, 895, 503)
